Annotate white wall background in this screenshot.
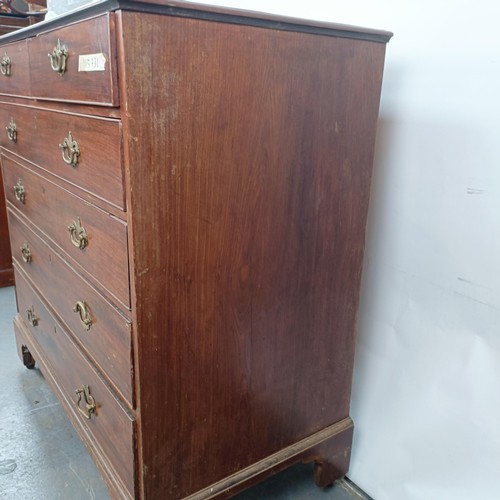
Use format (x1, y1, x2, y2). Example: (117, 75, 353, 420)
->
(189, 1, 500, 498)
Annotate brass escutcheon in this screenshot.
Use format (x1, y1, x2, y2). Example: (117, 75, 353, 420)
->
(59, 131, 80, 167)
(67, 217, 88, 249)
(1, 53, 11, 77)
(20, 243, 32, 263)
(48, 39, 68, 75)
(75, 385, 96, 419)
(14, 179, 25, 204)
(26, 306, 38, 327)
(73, 300, 93, 331)
(6, 118, 17, 142)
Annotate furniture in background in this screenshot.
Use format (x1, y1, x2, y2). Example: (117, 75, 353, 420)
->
(0, 0, 46, 33)
(0, 2, 391, 497)
(0, 168, 13, 286)
(0, 13, 29, 35)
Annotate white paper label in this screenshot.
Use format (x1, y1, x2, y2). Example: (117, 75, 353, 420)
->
(78, 53, 107, 72)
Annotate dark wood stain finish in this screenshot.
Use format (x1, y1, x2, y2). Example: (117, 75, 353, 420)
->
(0, 102, 125, 209)
(0, 2, 391, 498)
(117, 11, 388, 497)
(2, 155, 130, 309)
(0, 93, 122, 118)
(28, 14, 119, 106)
(0, 16, 31, 37)
(8, 208, 134, 405)
(13, 270, 136, 498)
(0, 40, 30, 96)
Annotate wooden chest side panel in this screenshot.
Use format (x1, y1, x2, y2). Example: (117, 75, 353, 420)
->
(119, 11, 387, 498)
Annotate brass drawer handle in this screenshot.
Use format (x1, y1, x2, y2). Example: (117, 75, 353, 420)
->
(75, 385, 96, 419)
(14, 179, 25, 204)
(1, 53, 11, 77)
(6, 118, 17, 142)
(59, 131, 80, 167)
(73, 300, 93, 331)
(26, 307, 39, 327)
(48, 39, 68, 75)
(67, 217, 88, 249)
(20, 243, 32, 263)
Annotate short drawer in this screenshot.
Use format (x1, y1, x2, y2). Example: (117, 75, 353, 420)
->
(28, 14, 119, 106)
(0, 103, 35, 159)
(10, 208, 134, 405)
(14, 270, 135, 497)
(2, 156, 130, 310)
(0, 40, 30, 96)
(0, 102, 124, 210)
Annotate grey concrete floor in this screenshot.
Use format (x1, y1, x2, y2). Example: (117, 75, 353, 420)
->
(0, 285, 370, 500)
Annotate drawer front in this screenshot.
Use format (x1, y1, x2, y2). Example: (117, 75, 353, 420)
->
(0, 168, 12, 278)
(14, 269, 135, 496)
(9, 208, 134, 405)
(0, 40, 30, 96)
(28, 14, 119, 106)
(0, 103, 35, 159)
(2, 156, 130, 309)
(0, 102, 124, 210)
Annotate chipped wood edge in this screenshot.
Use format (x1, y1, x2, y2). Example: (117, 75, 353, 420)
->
(186, 417, 354, 500)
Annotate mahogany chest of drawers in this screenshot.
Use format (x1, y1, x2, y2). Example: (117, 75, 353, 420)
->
(0, 2, 391, 498)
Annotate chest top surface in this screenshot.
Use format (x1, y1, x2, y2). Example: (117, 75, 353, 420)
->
(0, 0, 392, 45)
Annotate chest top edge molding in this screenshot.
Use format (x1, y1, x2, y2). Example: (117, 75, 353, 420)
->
(0, 0, 393, 45)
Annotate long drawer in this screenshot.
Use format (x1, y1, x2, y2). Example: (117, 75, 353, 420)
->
(28, 14, 119, 106)
(0, 102, 124, 210)
(2, 155, 130, 309)
(14, 268, 135, 497)
(0, 40, 30, 96)
(9, 208, 134, 405)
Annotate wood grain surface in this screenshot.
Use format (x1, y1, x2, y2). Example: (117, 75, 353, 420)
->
(9, 208, 134, 405)
(0, 102, 125, 210)
(118, 11, 387, 498)
(13, 276, 136, 498)
(1, 3, 390, 497)
(0, 39, 30, 97)
(2, 155, 130, 309)
(28, 13, 119, 106)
